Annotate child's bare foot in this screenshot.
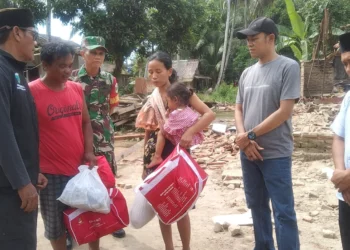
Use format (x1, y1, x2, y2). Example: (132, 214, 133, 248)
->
(147, 155, 163, 168)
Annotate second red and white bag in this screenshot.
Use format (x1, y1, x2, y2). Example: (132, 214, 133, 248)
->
(139, 145, 208, 225)
(63, 188, 129, 245)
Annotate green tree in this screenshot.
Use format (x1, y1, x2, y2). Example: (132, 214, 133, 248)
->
(0, 0, 47, 24)
(145, 0, 205, 55)
(53, 0, 148, 76)
(53, 0, 204, 76)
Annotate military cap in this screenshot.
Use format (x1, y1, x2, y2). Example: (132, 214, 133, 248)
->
(0, 8, 34, 29)
(339, 32, 350, 54)
(81, 36, 108, 52)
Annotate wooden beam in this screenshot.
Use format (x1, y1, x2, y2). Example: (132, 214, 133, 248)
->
(114, 133, 145, 141)
(114, 119, 135, 126)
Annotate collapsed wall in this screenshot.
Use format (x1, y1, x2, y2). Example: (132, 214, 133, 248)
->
(292, 102, 340, 161)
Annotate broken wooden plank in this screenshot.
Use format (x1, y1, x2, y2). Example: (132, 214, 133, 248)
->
(207, 161, 226, 166)
(114, 133, 145, 141)
(112, 104, 137, 115)
(114, 118, 135, 126)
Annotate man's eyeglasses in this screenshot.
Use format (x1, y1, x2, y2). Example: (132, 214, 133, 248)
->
(0, 26, 39, 41)
(19, 27, 39, 42)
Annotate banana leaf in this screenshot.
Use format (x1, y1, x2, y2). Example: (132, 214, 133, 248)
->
(284, 0, 305, 39)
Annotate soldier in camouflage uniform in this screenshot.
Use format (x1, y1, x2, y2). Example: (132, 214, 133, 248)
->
(71, 36, 126, 239)
(71, 36, 119, 175)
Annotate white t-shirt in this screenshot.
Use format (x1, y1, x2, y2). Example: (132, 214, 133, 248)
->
(330, 92, 350, 201)
(331, 92, 350, 169)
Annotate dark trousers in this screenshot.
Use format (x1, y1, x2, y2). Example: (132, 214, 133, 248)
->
(339, 200, 350, 250)
(0, 188, 37, 250)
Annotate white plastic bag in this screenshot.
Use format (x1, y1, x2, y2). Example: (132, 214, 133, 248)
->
(130, 189, 155, 229)
(58, 165, 111, 214)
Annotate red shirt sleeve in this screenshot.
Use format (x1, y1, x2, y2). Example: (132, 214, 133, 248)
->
(110, 77, 119, 109)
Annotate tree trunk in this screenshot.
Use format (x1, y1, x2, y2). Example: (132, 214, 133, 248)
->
(244, 0, 248, 28)
(222, 1, 237, 82)
(113, 56, 124, 77)
(46, 0, 52, 41)
(215, 0, 231, 89)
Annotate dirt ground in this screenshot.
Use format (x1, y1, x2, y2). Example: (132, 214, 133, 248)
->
(36, 141, 343, 250)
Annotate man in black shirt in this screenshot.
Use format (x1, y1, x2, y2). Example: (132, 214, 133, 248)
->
(0, 8, 48, 250)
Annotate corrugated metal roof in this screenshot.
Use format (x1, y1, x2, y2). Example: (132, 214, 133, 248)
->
(172, 60, 199, 82)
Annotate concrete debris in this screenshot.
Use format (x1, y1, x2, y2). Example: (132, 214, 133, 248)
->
(325, 196, 339, 208)
(321, 204, 334, 211)
(237, 207, 248, 213)
(223, 180, 242, 188)
(309, 211, 320, 217)
(309, 192, 320, 199)
(293, 181, 305, 187)
(293, 102, 340, 134)
(322, 229, 336, 239)
(230, 201, 237, 208)
(229, 225, 242, 237)
(303, 216, 314, 223)
(222, 170, 243, 181)
(212, 123, 227, 134)
(212, 211, 253, 227)
(222, 222, 230, 230)
(213, 222, 224, 233)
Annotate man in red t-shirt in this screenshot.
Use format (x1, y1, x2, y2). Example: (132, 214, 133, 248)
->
(29, 42, 98, 250)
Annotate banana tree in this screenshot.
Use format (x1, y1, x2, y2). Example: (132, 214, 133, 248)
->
(280, 0, 309, 61)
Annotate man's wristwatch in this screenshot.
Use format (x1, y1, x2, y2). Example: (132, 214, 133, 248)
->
(247, 131, 257, 140)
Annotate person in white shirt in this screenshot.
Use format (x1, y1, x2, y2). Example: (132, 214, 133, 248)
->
(331, 32, 350, 250)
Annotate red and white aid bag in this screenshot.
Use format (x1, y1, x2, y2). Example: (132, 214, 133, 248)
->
(63, 188, 129, 245)
(139, 145, 208, 225)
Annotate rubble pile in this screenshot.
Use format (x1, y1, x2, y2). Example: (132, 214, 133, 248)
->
(110, 94, 144, 127)
(191, 130, 239, 170)
(293, 102, 340, 134)
(214, 104, 235, 111)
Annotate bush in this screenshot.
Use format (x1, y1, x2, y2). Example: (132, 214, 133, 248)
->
(197, 83, 238, 104)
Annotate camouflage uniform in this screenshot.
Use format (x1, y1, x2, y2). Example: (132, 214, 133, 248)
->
(71, 36, 119, 175)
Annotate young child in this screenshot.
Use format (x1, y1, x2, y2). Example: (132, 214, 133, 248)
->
(148, 82, 204, 168)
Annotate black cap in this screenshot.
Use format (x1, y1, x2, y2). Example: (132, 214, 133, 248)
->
(0, 8, 34, 29)
(237, 17, 278, 39)
(339, 32, 350, 53)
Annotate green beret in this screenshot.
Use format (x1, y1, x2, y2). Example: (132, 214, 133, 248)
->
(0, 8, 34, 28)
